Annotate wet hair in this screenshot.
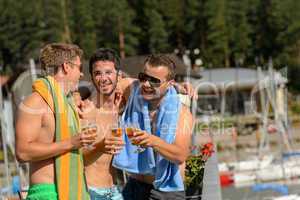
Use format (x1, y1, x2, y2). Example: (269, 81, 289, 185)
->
(39, 43, 83, 74)
(144, 54, 176, 80)
(89, 48, 120, 75)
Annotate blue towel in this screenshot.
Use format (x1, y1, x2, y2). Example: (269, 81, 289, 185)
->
(252, 183, 288, 195)
(113, 81, 184, 191)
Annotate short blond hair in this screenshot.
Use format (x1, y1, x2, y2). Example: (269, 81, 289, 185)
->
(39, 43, 83, 73)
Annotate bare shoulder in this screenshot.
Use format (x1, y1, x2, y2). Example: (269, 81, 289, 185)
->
(18, 92, 49, 116)
(16, 92, 49, 142)
(118, 77, 136, 100)
(176, 104, 194, 137)
(179, 105, 193, 123)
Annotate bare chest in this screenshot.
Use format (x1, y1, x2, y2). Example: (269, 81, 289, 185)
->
(39, 110, 55, 142)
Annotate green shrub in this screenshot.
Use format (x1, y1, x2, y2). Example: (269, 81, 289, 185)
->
(185, 156, 205, 187)
(291, 103, 300, 114)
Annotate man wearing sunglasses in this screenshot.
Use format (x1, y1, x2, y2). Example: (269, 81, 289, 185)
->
(113, 54, 194, 200)
(80, 51, 194, 200)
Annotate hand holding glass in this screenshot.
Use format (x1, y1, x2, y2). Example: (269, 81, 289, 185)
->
(81, 119, 98, 149)
(109, 123, 123, 154)
(125, 123, 145, 153)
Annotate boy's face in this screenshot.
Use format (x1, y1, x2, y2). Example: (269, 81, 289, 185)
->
(91, 61, 118, 95)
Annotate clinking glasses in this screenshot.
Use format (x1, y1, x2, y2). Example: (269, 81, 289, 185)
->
(138, 72, 166, 88)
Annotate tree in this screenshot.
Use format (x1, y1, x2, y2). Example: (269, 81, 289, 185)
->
(183, 0, 208, 65)
(69, 0, 96, 57)
(247, 0, 285, 65)
(130, 0, 169, 54)
(160, 0, 185, 52)
(146, 7, 169, 53)
(227, 0, 251, 66)
(0, 0, 45, 71)
(275, 0, 300, 65)
(205, 0, 230, 67)
(92, 0, 140, 57)
(42, 0, 71, 43)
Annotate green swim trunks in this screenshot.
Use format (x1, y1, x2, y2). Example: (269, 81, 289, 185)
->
(26, 184, 58, 200)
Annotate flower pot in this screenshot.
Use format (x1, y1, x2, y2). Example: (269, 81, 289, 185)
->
(185, 182, 202, 200)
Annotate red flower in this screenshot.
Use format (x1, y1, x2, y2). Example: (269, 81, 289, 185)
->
(201, 142, 214, 157)
(189, 143, 214, 161)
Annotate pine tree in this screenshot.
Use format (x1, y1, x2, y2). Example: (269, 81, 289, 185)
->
(160, 0, 185, 52)
(92, 0, 140, 57)
(205, 0, 230, 67)
(227, 0, 251, 66)
(184, 0, 208, 64)
(70, 0, 96, 57)
(248, 0, 283, 65)
(130, 0, 169, 54)
(41, 0, 71, 43)
(0, 0, 45, 70)
(146, 7, 169, 53)
(0, 0, 21, 69)
(276, 0, 300, 65)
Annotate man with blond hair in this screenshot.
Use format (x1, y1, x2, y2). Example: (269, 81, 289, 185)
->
(16, 43, 96, 200)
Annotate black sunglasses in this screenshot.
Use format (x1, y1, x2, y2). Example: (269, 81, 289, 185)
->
(138, 72, 164, 88)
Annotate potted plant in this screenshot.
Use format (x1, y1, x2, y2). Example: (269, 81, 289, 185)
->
(185, 142, 214, 200)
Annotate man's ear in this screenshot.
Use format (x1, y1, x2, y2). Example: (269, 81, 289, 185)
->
(62, 62, 69, 74)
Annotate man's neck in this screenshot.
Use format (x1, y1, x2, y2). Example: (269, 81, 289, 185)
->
(148, 97, 164, 112)
(52, 74, 70, 95)
(96, 92, 115, 109)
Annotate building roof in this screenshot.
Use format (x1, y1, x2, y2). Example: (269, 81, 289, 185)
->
(189, 67, 287, 93)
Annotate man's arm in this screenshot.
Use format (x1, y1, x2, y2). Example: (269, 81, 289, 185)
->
(117, 77, 135, 101)
(15, 93, 95, 163)
(134, 105, 194, 164)
(82, 135, 124, 165)
(82, 109, 124, 166)
(82, 138, 105, 166)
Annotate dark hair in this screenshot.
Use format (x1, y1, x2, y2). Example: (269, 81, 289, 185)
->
(144, 54, 176, 80)
(89, 48, 120, 75)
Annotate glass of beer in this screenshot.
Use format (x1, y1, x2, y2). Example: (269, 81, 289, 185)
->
(125, 123, 145, 153)
(125, 126, 134, 139)
(81, 119, 98, 149)
(109, 122, 123, 154)
(111, 125, 123, 137)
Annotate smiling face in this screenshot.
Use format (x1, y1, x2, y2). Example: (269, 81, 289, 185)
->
(139, 64, 171, 101)
(91, 60, 118, 95)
